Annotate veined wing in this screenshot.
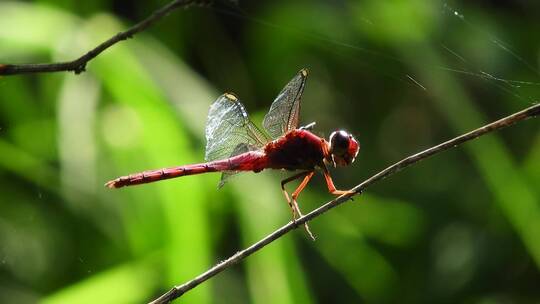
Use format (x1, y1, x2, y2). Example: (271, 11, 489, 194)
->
(205, 93, 270, 162)
(217, 143, 254, 188)
(262, 68, 308, 139)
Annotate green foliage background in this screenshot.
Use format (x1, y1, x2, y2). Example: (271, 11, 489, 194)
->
(0, 0, 539, 303)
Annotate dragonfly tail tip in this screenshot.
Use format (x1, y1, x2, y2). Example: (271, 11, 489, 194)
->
(104, 180, 118, 189)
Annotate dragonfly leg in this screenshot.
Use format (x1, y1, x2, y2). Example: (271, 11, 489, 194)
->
(281, 171, 316, 240)
(322, 164, 354, 196)
(291, 172, 316, 240)
(281, 171, 311, 219)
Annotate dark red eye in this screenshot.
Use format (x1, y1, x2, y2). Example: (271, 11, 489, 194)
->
(329, 130, 359, 166)
(330, 130, 350, 155)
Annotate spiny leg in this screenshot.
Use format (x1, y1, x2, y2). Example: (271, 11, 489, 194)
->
(281, 171, 316, 240)
(281, 171, 311, 219)
(291, 171, 316, 240)
(322, 164, 354, 196)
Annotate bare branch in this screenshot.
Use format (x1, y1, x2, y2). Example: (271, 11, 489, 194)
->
(0, 0, 210, 76)
(149, 103, 540, 304)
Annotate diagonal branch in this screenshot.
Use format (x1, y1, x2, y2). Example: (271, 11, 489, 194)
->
(149, 103, 540, 304)
(0, 0, 210, 76)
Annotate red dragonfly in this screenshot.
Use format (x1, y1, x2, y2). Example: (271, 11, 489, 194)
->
(106, 69, 359, 239)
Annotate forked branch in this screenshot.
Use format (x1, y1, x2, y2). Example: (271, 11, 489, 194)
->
(0, 0, 209, 75)
(149, 103, 540, 304)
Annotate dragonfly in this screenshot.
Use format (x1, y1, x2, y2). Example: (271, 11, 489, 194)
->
(105, 69, 360, 239)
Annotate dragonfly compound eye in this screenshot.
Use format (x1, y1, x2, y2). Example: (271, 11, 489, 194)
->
(329, 130, 359, 166)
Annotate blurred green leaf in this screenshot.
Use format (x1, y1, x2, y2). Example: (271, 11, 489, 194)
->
(339, 194, 425, 247)
(316, 211, 398, 303)
(0, 2, 77, 56)
(524, 134, 540, 187)
(41, 254, 162, 304)
(0, 139, 58, 190)
(351, 0, 436, 43)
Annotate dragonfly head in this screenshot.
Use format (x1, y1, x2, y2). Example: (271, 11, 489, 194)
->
(328, 130, 359, 167)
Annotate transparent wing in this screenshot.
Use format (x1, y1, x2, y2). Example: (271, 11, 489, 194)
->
(205, 93, 270, 162)
(217, 143, 254, 188)
(262, 69, 308, 139)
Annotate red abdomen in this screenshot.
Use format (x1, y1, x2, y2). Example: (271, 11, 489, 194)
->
(106, 151, 267, 188)
(264, 129, 326, 170)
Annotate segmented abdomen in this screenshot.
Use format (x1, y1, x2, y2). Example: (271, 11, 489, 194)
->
(105, 151, 267, 188)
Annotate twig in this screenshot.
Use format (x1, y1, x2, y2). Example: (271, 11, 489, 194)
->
(149, 103, 540, 304)
(0, 0, 209, 75)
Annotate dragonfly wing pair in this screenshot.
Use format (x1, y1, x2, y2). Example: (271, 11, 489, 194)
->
(205, 69, 308, 187)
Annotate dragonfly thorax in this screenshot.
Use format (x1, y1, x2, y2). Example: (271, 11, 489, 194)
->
(329, 130, 359, 167)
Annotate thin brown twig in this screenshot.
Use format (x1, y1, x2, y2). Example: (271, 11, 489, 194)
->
(149, 103, 540, 304)
(0, 0, 209, 76)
